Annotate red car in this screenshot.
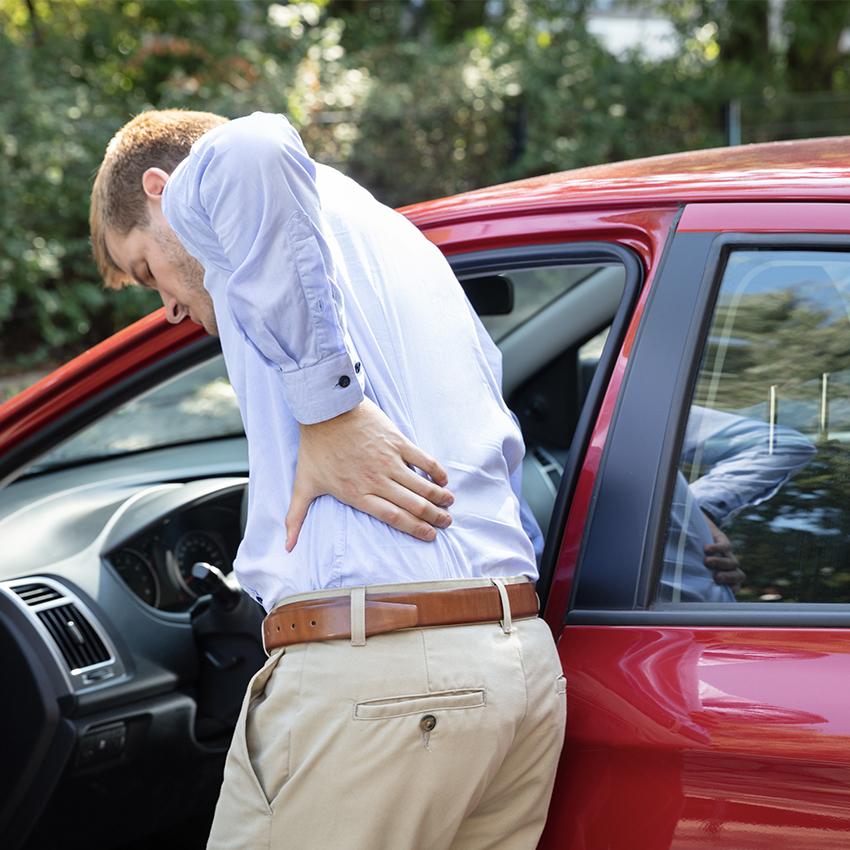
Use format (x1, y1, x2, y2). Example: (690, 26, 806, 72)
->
(3, 137, 850, 850)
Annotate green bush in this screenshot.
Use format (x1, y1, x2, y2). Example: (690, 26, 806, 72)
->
(2, 0, 849, 376)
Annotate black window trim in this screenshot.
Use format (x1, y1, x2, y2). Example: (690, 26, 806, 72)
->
(449, 242, 643, 614)
(570, 230, 850, 628)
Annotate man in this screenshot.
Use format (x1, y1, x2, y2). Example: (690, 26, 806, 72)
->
(90, 110, 565, 849)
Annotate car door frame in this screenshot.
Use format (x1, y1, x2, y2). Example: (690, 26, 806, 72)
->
(447, 241, 643, 612)
(571, 228, 850, 626)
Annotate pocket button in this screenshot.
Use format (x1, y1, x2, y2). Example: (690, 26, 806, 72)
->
(420, 714, 437, 732)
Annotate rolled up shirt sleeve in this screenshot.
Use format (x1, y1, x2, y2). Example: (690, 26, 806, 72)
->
(684, 405, 816, 524)
(165, 113, 364, 424)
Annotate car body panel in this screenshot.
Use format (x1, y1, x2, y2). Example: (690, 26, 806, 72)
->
(399, 136, 850, 226)
(679, 201, 850, 233)
(418, 205, 677, 271)
(540, 626, 850, 850)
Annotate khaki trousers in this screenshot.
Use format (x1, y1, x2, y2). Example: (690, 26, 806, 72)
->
(206, 577, 567, 850)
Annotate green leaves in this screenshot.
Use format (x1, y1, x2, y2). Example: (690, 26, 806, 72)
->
(4, 0, 850, 377)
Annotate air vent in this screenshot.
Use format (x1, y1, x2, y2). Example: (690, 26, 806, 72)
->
(37, 603, 110, 671)
(12, 583, 64, 607)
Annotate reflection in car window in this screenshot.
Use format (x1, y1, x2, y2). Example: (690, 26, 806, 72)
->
(658, 249, 850, 604)
(473, 264, 618, 341)
(31, 356, 244, 471)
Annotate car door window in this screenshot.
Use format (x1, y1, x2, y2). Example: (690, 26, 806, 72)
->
(657, 249, 850, 604)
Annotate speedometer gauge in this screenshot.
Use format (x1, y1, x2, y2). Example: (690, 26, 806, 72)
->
(111, 548, 161, 607)
(171, 530, 229, 597)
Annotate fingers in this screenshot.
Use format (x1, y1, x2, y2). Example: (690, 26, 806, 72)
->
(358, 494, 442, 542)
(704, 554, 738, 570)
(705, 552, 745, 587)
(400, 440, 449, 487)
(292, 399, 453, 543)
(711, 567, 746, 586)
(381, 479, 452, 529)
(393, 465, 454, 508)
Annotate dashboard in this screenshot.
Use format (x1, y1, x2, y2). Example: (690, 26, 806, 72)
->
(0, 439, 265, 850)
(106, 489, 243, 611)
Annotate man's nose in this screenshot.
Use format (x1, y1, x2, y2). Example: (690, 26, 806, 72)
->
(162, 293, 187, 323)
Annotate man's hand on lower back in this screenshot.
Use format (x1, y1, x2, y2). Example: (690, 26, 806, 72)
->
(284, 398, 455, 551)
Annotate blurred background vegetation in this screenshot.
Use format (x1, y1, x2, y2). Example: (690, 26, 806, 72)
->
(4, 0, 850, 395)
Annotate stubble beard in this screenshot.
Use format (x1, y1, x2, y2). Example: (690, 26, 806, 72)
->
(153, 221, 219, 336)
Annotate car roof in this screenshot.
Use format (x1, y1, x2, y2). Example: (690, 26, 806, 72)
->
(401, 136, 850, 226)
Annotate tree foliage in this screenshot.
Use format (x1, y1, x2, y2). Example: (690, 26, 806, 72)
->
(3, 0, 850, 373)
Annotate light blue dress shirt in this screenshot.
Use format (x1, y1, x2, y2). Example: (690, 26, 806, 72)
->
(161, 112, 540, 612)
(662, 406, 815, 603)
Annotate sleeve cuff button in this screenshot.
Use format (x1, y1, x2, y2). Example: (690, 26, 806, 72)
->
(338, 375, 351, 388)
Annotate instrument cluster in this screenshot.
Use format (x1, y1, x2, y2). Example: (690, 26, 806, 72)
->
(106, 489, 243, 612)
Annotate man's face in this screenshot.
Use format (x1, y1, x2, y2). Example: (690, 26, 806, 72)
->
(104, 173, 218, 336)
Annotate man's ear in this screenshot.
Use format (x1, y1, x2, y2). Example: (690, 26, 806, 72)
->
(141, 167, 170, 200)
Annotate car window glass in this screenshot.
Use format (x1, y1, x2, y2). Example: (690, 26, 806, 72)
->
(30, 356, 243, 472)
(657, 249, 850, 604)
(475, 264, 614, 341)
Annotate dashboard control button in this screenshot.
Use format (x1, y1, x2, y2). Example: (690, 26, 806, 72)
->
(77, 723, 126, 766)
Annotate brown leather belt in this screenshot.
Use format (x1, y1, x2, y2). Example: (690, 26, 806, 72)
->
(262, 581, 539, 652)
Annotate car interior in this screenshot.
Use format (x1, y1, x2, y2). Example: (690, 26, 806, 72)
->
(0, 253, 629, 849)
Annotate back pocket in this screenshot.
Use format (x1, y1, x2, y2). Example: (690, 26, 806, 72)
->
(354, 688, 485, 720)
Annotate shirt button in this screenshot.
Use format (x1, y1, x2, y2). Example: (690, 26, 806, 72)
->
(354, 362, 361, 374)
(420, 714, 437, 732)
(338, 375, 351, 388)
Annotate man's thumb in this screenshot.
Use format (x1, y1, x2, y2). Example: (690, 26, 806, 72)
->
(285, 488, 311, 552)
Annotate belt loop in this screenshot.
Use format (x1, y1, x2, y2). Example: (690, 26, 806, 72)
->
(350, 586, 367, 646)
(492, 578, 514, 634)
